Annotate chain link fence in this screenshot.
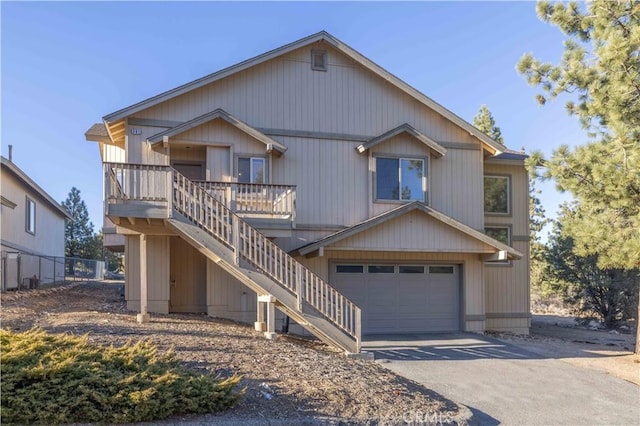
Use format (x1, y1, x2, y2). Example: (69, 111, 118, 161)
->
(1, 251, 106, 291)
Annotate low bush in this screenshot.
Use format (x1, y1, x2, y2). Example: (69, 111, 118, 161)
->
(0, 328, 242, 424)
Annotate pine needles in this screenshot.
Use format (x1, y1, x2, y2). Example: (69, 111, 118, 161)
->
(0, 328, 242, 424)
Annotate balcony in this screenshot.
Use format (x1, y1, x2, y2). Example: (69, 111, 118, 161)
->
(104, 163, 296, 235)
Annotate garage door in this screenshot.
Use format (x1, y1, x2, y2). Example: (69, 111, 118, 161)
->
(331, 263, 460, 335)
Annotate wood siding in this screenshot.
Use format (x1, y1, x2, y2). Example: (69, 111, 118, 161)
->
(111, 38, 530, 333)
(329, 210, 495, 253)
(484, 163, 530, 332)
(124, 235, 170, 313)
(169, 237, 207, 312)
(207, 259, 257, 323)
(131, 44, 481, 143)
(0, 171, 65, 258)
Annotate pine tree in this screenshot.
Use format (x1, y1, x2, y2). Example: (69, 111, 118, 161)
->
(473, 104, 504, 144)
(518, 0, 640, 352)
(62, 187, 95, 273)
(545, 204, 639, 328)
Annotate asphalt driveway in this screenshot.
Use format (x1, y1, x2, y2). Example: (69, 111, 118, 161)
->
(363, 334, 640, 425)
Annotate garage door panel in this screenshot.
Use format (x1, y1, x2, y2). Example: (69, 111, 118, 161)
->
(332, 263, 460, 335)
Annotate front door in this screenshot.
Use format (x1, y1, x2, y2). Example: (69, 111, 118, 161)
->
(172, 162, 205, 181)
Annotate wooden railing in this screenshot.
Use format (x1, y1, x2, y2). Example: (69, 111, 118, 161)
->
(104, 163, 171, 209)
(173, 171, 361, 349)
(194, 181, 296, 220)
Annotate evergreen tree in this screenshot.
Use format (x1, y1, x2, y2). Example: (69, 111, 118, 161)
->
(545, 204, 639, 328)
(518, 0, 640, 352)
(62, 187, 95, 273)
(473, 104, 504, 144)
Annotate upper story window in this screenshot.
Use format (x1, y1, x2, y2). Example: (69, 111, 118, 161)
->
(26, 197, 36, 235)
(484, 175, 510, 215)
(237, 156, 266, 184)
(311, 50, 327, 71)
(376, 157, 425, 202)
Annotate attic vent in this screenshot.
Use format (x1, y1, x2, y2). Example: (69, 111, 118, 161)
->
(311, 50, 327, 71)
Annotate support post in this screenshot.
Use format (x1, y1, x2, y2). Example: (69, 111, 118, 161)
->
(137, 234, 150, 323)
(258, 295, 277, 340)
(255, 298, 266, 332)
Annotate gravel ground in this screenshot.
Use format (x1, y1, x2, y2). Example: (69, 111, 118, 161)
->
(1, 281, 464, 425)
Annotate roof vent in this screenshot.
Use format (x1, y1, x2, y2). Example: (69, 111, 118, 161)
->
(311, 50, 327, 71)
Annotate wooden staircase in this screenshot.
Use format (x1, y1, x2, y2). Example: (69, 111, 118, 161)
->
(166, 169, 362, 354)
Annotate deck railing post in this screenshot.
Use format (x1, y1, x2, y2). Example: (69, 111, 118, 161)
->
(230, 183, 238, 212)
(233, 218, 240, 266)
(296, 263, 303, 311)
(167, 168, 173, 218)
(355, 308, 362, 353)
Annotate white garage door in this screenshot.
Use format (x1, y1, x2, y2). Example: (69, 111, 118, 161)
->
(331, 263, 460, 335)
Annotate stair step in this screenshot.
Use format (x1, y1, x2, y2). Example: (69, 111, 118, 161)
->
(167, 216, 359, 354)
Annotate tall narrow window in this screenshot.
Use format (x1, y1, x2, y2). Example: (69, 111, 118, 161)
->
(484, 175, 510, 214)
(26, 197, 36, 235)
(237, 157, 265, 184)
(376, 157, 425, 202)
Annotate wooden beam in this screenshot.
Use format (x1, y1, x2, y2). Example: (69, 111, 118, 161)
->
(483, 250, 509, 262)
(137, 234, 150, 323)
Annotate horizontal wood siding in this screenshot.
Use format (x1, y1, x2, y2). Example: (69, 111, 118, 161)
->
(124, 235, 170, 313)
(0, 171, 66, 258)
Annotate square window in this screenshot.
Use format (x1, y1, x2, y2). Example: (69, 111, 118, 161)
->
(484, 175, 510, 214)
(238, 157, 265, 184)
(485, 226, 510, 245)
(311, 50, 327, 71)
(376, 157, 425, 202)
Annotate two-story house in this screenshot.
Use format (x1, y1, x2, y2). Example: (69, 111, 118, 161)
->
(1, 152, 71, 289)
(86, 32, 529, 354)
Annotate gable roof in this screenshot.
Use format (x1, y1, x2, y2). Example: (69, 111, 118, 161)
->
(356, 123, 447, 158)
(102, 31, 505, 155)
(1, 156, 72, 220)
(147, 108, 287, 155)
(291, 201, 522, 260)
(85, 123, 113, 144)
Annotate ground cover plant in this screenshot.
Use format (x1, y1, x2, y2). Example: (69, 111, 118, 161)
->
(0, 328, 241, 424)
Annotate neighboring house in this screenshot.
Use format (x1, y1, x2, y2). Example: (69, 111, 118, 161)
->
(86, 32, 530, 354)
(1, 153, 71, 289)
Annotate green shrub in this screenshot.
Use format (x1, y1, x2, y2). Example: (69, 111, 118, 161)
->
(0, 328, 242, 424)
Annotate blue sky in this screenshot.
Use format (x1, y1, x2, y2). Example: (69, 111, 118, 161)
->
(1, 1, 584, 231)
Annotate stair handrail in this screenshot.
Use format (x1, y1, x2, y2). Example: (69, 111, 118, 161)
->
(172, 168, 361, 349)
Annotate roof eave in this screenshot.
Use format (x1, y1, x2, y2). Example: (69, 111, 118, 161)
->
(0, 157, 72, 220)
